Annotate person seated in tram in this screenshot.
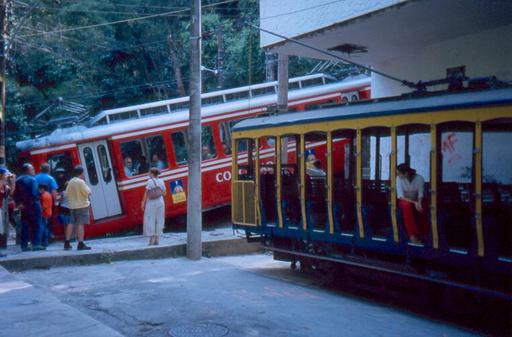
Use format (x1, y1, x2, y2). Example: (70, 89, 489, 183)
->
(151, 153, 166, 170)
(138, 155, 149, 174)
(307, 159, 326, 177)
(221, 142, 231, 155)
(202, 146, 215, 160)
(124, 156, 138, 177)
(396, 163, 428, 244)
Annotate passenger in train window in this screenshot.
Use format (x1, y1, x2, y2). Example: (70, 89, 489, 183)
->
(138, 155, 149, 174)
(151, 153, 166, 170)
(202, 146, 215, 160)
(222, 142, 231, 155)
(307, 159, 326, 177)
(396, 163, 428, 244)
(124, 156, 137, 177)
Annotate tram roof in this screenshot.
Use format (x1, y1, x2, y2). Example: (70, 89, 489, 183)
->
(232, 87, 512, 132)
(17, 75, 370, 152)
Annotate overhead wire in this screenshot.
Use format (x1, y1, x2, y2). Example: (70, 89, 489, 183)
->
(17, 0, 238, 38)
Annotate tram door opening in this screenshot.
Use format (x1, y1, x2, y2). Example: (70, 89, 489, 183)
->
(305, 132, 328, 231)
(259, 136, 277, 226)
(482, 118, 512, 259)
(361, 127, 392, 239)
(78, 141, 122, 220)
(280, 135, 302, 228)
(437, 122, 474, 251)
(332, 130, 356, 234)
(232, 138, 257, 226)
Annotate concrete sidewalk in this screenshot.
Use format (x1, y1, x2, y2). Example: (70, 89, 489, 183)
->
(0, 265, 124, 337)
(0, 227, 260, 271)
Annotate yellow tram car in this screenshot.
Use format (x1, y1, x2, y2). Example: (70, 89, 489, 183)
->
(231, 85, 512, 300)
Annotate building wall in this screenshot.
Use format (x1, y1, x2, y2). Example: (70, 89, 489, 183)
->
(260, 0, 408, 48)
(371, 24, 512, 98)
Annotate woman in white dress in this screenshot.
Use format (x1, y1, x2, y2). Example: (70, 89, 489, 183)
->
(140, 168, 166, 245)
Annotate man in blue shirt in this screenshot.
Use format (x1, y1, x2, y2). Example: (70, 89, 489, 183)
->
(35, 163, 58, 246)
(35, 163, 58, 198)
(14, 163, 44, 251)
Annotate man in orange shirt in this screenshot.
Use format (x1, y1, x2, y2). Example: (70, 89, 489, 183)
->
(39, 183, 52, 248)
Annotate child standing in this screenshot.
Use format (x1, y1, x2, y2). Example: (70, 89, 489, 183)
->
(39, 184, 53, 248)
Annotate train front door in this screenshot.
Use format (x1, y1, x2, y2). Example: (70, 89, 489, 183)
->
(78, 141, 122, 220)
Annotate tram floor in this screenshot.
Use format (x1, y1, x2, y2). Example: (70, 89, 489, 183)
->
(11, 254, 482, 337)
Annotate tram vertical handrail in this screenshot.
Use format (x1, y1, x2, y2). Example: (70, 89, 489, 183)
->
(255, 138, 261, 226)
(231, 137, 236, 224)
(430, 124, 439, 249)
(300, 134, 307, 231)
(474, 121, 484, 257)
(356, 128, 365, 238)
(326, 132, 335, 235)
(390, 126, 399, 243)
(276, 136, 284, 228)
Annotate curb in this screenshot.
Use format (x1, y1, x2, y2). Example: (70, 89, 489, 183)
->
(0, 238, 261, 272)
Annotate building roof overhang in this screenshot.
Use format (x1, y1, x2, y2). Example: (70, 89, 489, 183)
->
(262, 0, 512, 64)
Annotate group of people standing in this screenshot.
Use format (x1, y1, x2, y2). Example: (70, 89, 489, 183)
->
(1, 161, 167, 251)
(1, 163, 93, 251)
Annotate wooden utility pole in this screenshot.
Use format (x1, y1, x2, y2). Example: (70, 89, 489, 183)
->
(0, 0, 8, 249)
(186, 0, 202, 260)
(168, 34, 186, 97)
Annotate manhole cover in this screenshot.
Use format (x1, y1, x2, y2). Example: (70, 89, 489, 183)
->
(168, 323, 229, 337)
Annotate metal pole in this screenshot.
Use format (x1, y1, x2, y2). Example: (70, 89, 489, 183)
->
(0, 0, 7, 249)
(186, 0, 202, 260)
(277, 53, 288, 113)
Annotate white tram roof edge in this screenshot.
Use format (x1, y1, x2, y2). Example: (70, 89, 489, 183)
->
(232, 87, 512, 132)
(17, 75, 370, 152)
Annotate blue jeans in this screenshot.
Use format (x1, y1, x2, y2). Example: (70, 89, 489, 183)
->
(41, 218, 49, 247)
(20, 202, 43, 249)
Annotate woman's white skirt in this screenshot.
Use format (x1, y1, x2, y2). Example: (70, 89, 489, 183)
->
(143, 197, 165, 236)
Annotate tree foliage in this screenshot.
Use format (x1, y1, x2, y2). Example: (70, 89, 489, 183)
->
(6, 0, 319, 162)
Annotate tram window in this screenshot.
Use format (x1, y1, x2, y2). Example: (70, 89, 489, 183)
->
(332, 130, 356, 233)
(305, 132, 328, 231)
(48, 152, 73, 178)
(83, 147, 99, 186)
(170, 102, 189, 112)
(201, 125, 217, 160)
(397, 125, 431, 181)
(289, 82, 300, 90)
(351, 95, 358, 102)
(438, 122, 474, 250)
(280, 135, 301, 228)
(225, 90, 249, 102)
(96, 145, 112, 183)
(482, 119, 512, 258)
(140, 106, 165, 116)
(202, 95, 224, 106)
(171, 131, 188, 165)
(120, 140, 144, 177)
(236, 139, 254, 180)
(301, 77, 324, 88)
(219, 122, 232, 155)
(251, 86, 276, 97)
(145, 136, 168, 170)
(362, 127, 392, 238)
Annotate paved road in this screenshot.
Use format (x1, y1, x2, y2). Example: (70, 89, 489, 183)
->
(13, 254, 480, 337)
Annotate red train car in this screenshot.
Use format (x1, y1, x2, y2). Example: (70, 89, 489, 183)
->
(16, 74, 370, 238)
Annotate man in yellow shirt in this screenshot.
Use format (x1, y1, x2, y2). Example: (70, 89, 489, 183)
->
(64, 166, 92, 250)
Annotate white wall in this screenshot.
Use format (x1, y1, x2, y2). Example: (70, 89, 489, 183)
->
(259, 0, 408, 48)
(371, 24, 512, 98)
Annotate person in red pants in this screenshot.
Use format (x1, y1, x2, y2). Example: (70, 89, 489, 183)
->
(396, 163, 428, 244)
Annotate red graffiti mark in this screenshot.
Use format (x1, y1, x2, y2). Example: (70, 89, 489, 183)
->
(442, 133, 458, 154)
